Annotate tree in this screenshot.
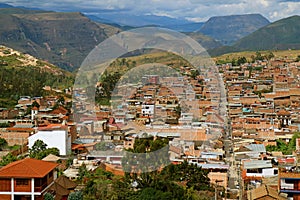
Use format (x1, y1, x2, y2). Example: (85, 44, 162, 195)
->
(267, 51, 275, 60)
(94, 141, 110, 151)
(68, 191, 83, 200)
(237, 57, 247, 66)
(29, 139, 47, 158)
(266, 132, 300, 155)
(0, 153, 17, 166)
(29, 140, 59, 159)
(32, 101, 40, 109)
(57, 96, 65, 105)
(44, 192, 54, 200)
(0, 137, 8, 150)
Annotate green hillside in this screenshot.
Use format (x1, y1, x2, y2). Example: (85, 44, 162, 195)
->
(199, 14, 270, 45)
(185, 32, 222, 50)
(0, 8, 120, 71)
(234, 15, 300, 51)
(0, 46, 74, 107)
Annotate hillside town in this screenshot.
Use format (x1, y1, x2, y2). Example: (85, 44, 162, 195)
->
(1, 52, 300, 200)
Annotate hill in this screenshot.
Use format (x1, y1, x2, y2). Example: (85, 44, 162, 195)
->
(0, 45, 73, 107)
(213, 49, 300, 64)
(198, 14, 270, 45)
(233, 15, 300, 51)
(0, 8, 120, 71)
(185, 32, 223, 50)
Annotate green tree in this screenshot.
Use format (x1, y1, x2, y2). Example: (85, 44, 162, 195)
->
(0, 137, 8, 150)
(255, 51, 264, 61)
(267, 51, 275, 60)
(68, 191, 83, 200)
(266, 132, 300, 154)
(43, 192, 54, 200)
(237, 56, 247, 66)
(32, 101, 40, 109)
(29, 140, 59, 159)
(95, 141, 110, 151)
(0, 153, 17, 166)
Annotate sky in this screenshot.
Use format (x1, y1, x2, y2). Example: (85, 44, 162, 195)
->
(2, 0, 300, 22)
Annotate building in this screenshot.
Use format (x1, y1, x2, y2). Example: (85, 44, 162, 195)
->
(28, 124, 71, 156)
(247, 184, 287, 200)
(0, 158, 58, 200)
(279, 171, 300, 200)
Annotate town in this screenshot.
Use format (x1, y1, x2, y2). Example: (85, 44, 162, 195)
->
(1, 49, 300, 199)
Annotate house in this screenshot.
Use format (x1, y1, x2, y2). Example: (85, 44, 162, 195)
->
(247, 184, 287, 200)
(242, 160, 278, 181)
(49, 175, 77, 200)
(0, 158, 58, 200)
(279, 171, 300, 200)
(28, 124, 71, 156)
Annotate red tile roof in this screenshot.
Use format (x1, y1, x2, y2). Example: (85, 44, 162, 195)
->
(0, 158, 58, 178)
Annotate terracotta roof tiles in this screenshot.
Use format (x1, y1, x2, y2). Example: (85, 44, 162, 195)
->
(0, 158, 58, 178)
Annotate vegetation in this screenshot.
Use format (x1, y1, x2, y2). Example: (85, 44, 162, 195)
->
(0, 138, 8, 150)
(266, 132, 300, 154)
(0, 48, 74, 108)
(0, 10, 120, 71)
(0, 152, 18, 166)
(81, 136, 213, 199)
(43, 192, 54, 200)
(68, 191, 83, 200)
(233, 16, 300, 51)
(214, 50, 300, 65)
(29, 139, 60, 159)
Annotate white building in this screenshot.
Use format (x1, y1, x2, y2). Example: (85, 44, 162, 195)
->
(142, 104, 155, 118)
(28, 125, 71, 155)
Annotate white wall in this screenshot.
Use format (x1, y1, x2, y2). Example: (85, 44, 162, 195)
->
(246, 168, 278, 178)
(28, 129, 71, 155)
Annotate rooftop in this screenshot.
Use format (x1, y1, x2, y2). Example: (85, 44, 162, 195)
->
(0, 158, 58, 178)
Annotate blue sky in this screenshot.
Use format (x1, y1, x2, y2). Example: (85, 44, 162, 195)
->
(2, 0, 300, 22)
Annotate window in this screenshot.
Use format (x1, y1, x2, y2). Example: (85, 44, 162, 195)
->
(16, 179, 29, 186)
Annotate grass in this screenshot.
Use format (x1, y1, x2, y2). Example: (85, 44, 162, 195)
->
(213, 49, 300, 63)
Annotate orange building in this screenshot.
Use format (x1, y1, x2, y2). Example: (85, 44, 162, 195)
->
(0, 158, 58, 200)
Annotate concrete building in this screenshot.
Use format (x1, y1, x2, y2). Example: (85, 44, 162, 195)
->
(28, 124, 71, 156)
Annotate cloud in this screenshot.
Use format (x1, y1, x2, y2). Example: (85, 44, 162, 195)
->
(2, 0, 300, 22)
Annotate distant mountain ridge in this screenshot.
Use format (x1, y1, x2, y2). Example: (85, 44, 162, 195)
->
(209, 15, 300, 56)
(0, 8, 120, 71)
(198, 14, 270, 45)
(233, 15, 300, 51)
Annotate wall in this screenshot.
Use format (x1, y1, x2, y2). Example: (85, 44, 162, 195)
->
(28, 129, 70, 155)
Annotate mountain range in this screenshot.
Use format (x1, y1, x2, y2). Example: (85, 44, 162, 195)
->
(0, 8, 120, 71)
(0, 3, 299, 71)
(209, 15, 300, 56)
(198, 14, 270, 45)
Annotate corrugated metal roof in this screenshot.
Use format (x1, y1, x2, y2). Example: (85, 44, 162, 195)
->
(13, 124, 34, 128)
(197, 163, 229, 169)
(245, 144, 266, 153)
(244, 160, 272, 169)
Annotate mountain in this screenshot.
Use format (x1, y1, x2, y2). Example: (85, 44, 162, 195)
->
(198, 14, 270, 45)
(209, 15, 300, 56)
(0, 45, 73, 106)
(86, 14, 134, 31)
(0, 3, 13, 8)
(233, 15, 300, 51)
(185, 32, 223, 50)
(0, 8, 120, 71)
(88, 13, 191, 28)
(166, 22, 204, 32)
